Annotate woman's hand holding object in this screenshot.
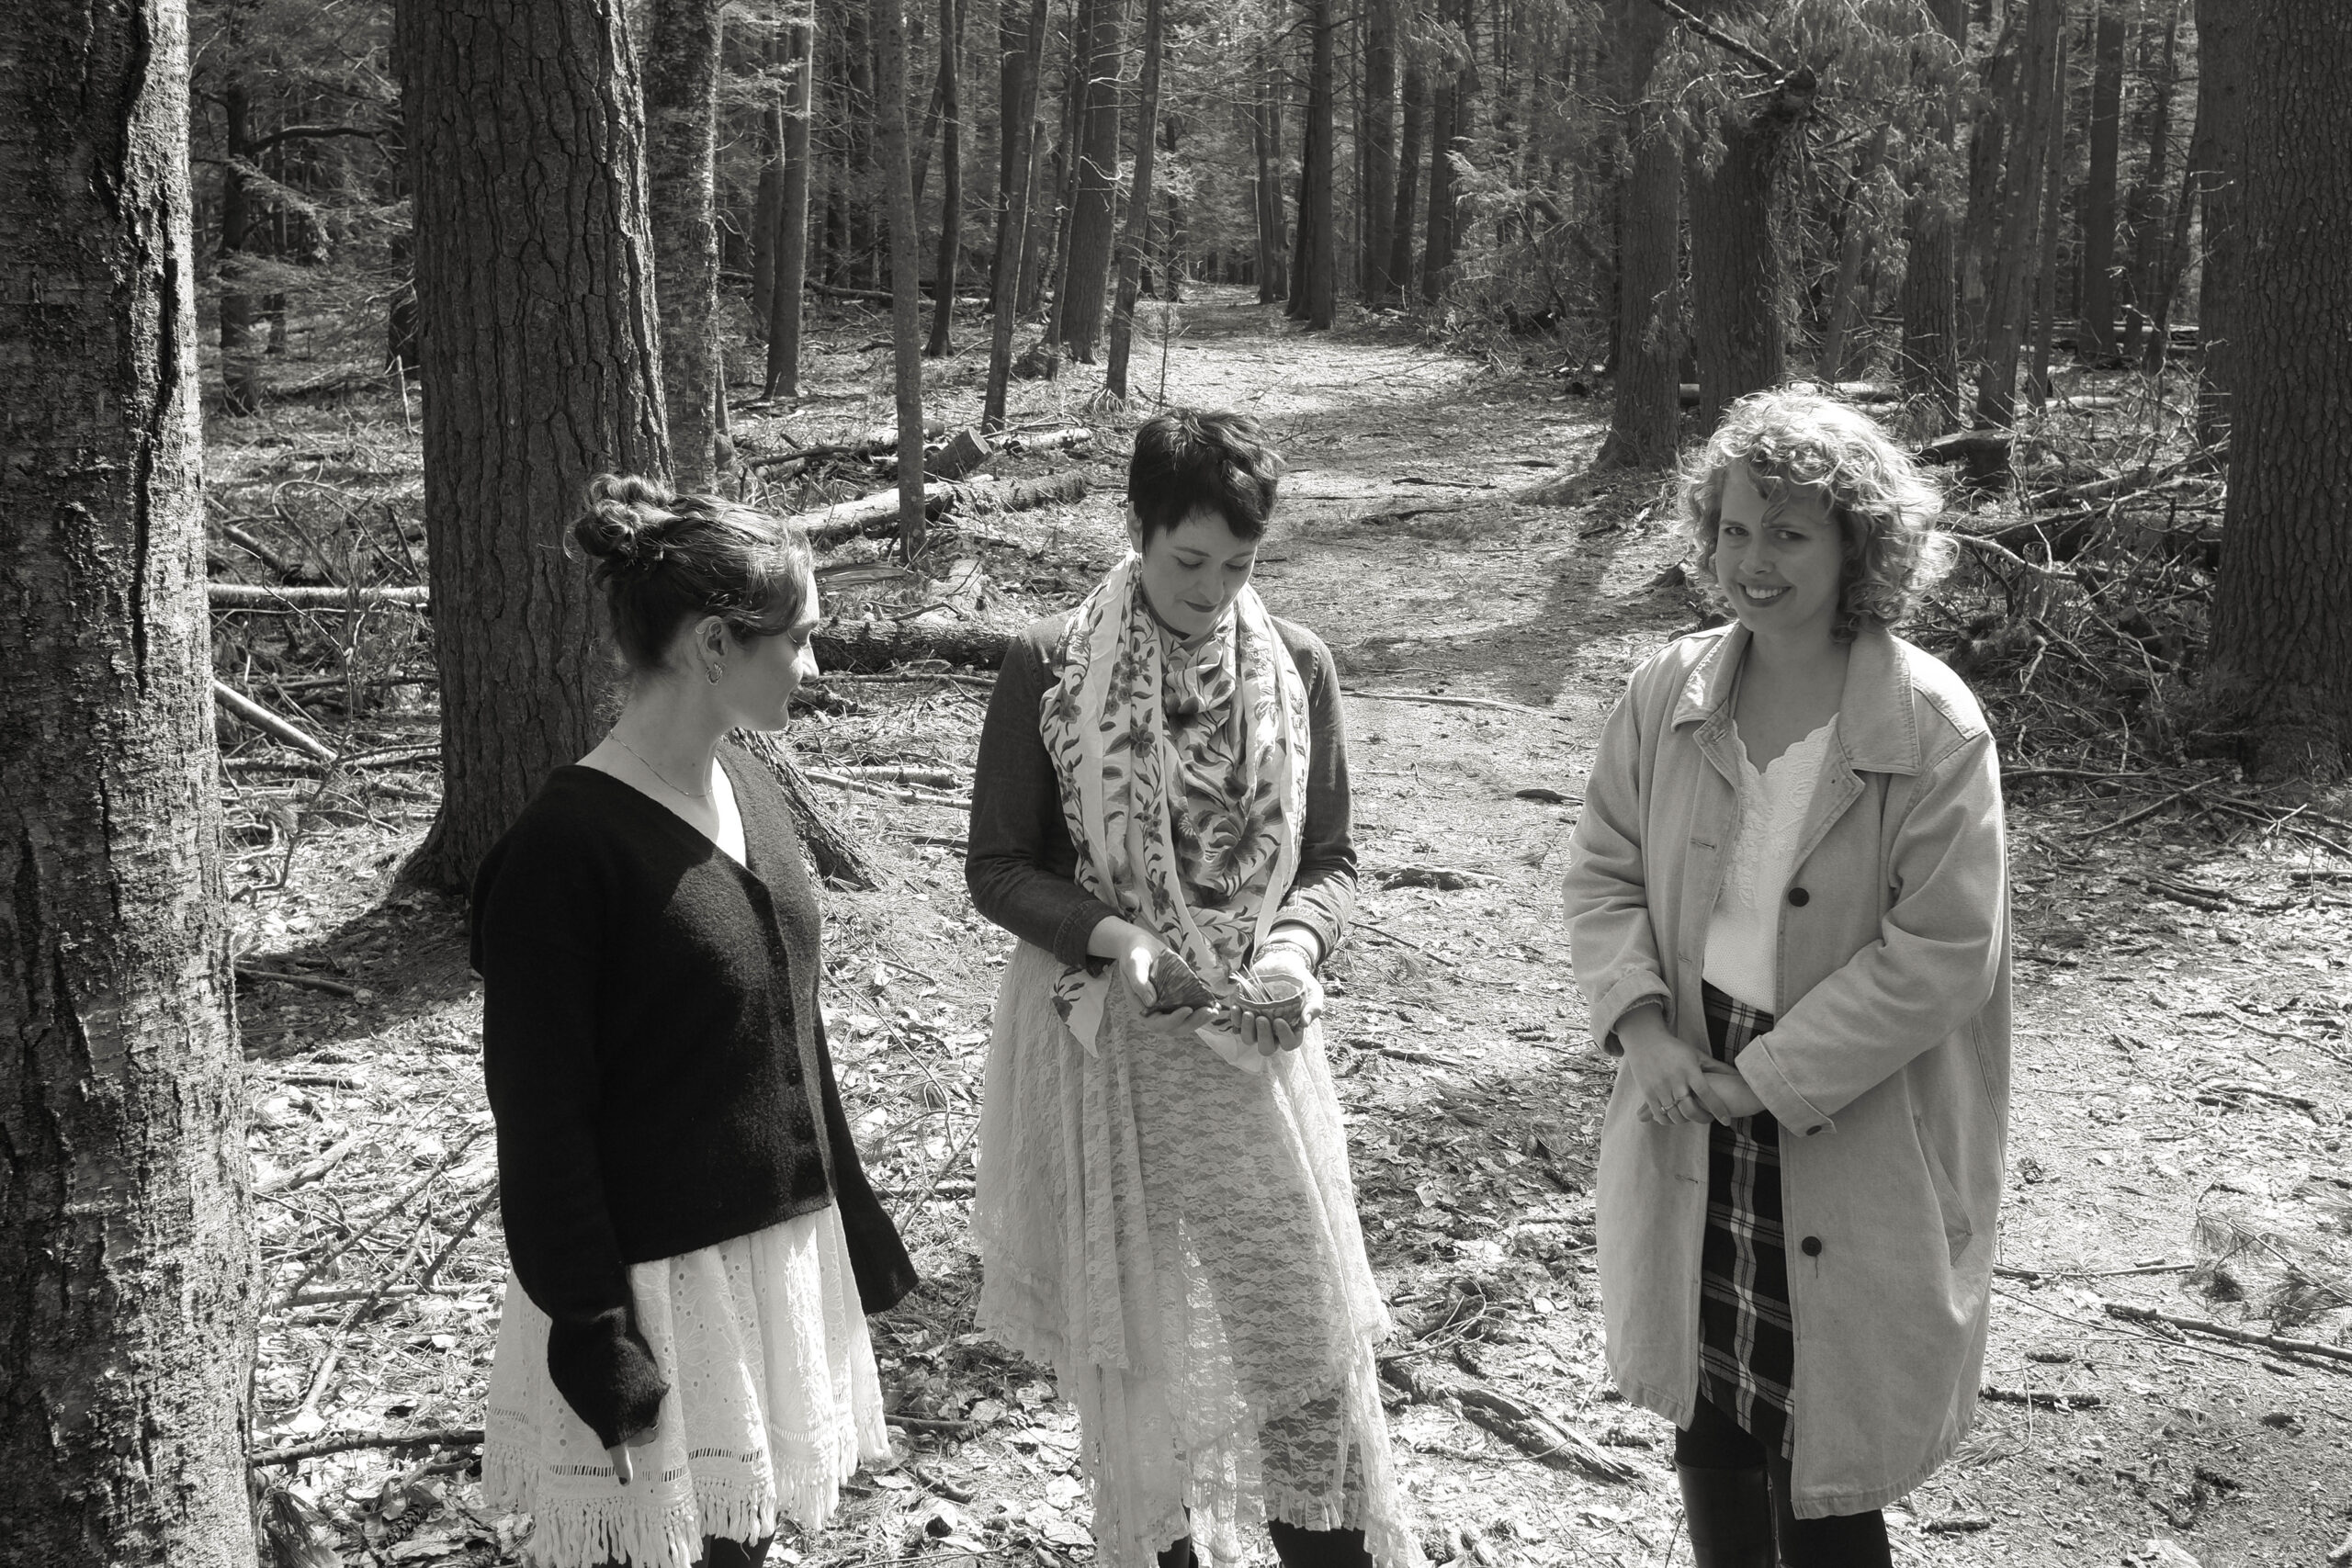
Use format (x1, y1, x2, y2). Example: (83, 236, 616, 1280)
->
(1234, 940, 1325, 1056)
(1108, 926, 1218, 1039)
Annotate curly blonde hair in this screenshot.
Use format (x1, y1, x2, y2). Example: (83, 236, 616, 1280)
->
(1678, 389, 1955, 639)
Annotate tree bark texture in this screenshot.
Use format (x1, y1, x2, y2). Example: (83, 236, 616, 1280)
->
(2026, 29, 2068, 405)
(1959, 14, 2018, 352)
(1420, 50, 1458, 301)
(1385, 57, 1424, 306)
(766, 20, 817, 398)
(1687, 61, 1815, 432)
(2203, 2, 2352, 776)
(2191, 0, 2244, 449)
(1815, 124, 1888, 383)
(219, 73, 261, 414)
(0, 3, 258, 1562)
(1057, 0, 1122, 359)
(873, 0, 928, 561)
(2120, 0, 2179, 361)
(2078, 0, 2125, 358)
(1599, 0, 1678, 468)
(1361, 0, 1397, 301)
(1290, 0, 1338, 328)
(644, 0, 726, 490)
(1251, 51, 1288, 303)
(396, 0, 673, 889)
(924, 0, 965, 357)
(984, 0, 1046, 424)
(1897, 0, 1965, 427)
(1973, 0, 2059, 427)
(1103, 0, 1165, 397)
(984, 0, 1046, 426)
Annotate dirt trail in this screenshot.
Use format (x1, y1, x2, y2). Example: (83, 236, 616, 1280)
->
(232, 288, 2351, 1568)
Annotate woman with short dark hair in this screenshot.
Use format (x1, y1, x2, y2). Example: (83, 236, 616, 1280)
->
(473, 475, 916, 1568)
(966, 411, 1419, 1568)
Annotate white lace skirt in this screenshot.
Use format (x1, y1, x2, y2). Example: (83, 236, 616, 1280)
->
(974, 942, 1423, 1568)
(484, 1203, 892, 1568)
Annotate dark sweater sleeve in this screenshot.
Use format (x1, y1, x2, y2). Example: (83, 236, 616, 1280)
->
(965, 626, 1122, 967)
(1272, 626, 1359, 959)
(472, 825, 668, 1450)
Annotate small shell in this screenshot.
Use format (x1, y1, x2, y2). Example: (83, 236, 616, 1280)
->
(1147, 948, 1218, 1011)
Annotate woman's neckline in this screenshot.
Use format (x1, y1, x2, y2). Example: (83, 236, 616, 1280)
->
(560, 748, 759, 874)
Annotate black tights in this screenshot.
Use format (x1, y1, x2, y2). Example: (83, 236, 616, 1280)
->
(1158, 1521, 1373, 1568)
(594, 1535, 770, 1568)
(1675, 1398, 1890, 1568)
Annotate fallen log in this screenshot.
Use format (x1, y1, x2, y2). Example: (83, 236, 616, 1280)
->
(797, 470, 1088, 548)
(815, 612, 1015, 673)
(732, 729, 883, 889)
(209, 582, 430, 612)
(743, 419, 949, 473)
(213, 680, 338, 762)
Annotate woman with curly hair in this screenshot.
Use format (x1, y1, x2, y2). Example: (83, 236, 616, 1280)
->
(472, 477, 916, 1568)
(1563, 389, 2008, 1567)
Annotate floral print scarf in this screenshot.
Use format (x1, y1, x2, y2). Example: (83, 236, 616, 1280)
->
(1037, 554, 1308, 1071)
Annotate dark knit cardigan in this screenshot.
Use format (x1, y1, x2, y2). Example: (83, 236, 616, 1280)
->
(470, 745, 917, 1448)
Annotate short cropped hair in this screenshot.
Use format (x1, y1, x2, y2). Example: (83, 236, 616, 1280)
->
(1127, 409, 1284, 544)
(1679, 389, 1955, 638)
(571, 474, 815, 671)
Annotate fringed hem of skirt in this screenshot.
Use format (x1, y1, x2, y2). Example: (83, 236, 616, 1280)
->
(485, 1439, 791, 1568)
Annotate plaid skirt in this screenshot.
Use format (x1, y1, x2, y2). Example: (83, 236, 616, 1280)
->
(1697, 983, 1795, 1460)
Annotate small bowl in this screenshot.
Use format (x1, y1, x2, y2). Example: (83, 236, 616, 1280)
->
(1232, 972, 1308, 1026)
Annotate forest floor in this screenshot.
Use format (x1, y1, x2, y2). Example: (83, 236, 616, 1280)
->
(220, 288, 2352, 1568)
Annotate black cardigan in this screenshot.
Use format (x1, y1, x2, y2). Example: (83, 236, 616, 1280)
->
(470, 745, 916, 1447)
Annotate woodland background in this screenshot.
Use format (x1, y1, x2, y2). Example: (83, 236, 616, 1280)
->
(6, 0, 2352, 1564)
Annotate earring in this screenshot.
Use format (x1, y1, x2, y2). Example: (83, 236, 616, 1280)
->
(707, 664, 723, 684)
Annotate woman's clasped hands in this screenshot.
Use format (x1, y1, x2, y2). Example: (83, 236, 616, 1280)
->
(1615, 1003, 1767, 1125)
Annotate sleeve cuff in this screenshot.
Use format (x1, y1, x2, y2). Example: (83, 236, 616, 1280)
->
(1589, 972, 1671, 1056)
(1049, 897, 1121, 971)
(1736, 1035, 1837, 1139)
(546, 1307, 670, 1449)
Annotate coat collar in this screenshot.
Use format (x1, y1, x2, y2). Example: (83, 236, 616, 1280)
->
(1671, 623, 1922, 776)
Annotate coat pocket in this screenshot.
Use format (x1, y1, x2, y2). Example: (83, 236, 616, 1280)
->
(1917, 1122, 1973, 1266)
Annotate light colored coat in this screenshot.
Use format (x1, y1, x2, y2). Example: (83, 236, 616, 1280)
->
(1563, 622, 2010, 1517)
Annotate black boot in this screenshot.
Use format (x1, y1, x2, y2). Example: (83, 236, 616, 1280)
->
(1678, 1464, 1776, 1568)
(1158, 1537, 1199, 1568)
(699, 1536, 774, 1568)
(1762, 1459, 1892, 1568)
(1267, 1520, 1374, 1568)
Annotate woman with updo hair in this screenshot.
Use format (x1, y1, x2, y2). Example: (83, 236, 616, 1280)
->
(472, 474, 915, 1568)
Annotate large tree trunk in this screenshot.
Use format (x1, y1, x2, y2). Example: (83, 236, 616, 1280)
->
(984, 0, 1047, 426)
(2025, 29, 2068, 406)
(220, 74, 262, 415)
(2077, 0, 2125, 359)
(0, 3, 257, 1561)
(1898, 0, 1965, 427)
(1289, 0, 1338, 327)
(2190, 0, 2244, 451)
(2119, 0, 2180, 363)
(1103, 0, 1166, 397)
(1057, 0, 1122, 359)
(1687, 51, 1815, 431)
(1958, 14, 2018, 354)
(1250, 50, 1288, 302)
(1361, 0, 1397, 301)
(924, 0, 966, 356)
(1385, 56, 1424, 305)
(1815, 125, 1889, 383)
(398, 0, 673, 890)
(766, 19, 817, 398)
(874, 0, 928, 562)
(2202, 0, 2352, 778)
(1598, 0, 1678, 468)
(1973, 0, 2060, 428)
(645, 0, 727, 490)
(1420, 48, 1458, 300)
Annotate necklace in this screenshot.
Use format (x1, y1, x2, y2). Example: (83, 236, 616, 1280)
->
(613, 735, 712, 800)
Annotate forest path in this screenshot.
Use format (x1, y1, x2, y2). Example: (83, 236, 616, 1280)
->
(227, 289, 2350, 1568)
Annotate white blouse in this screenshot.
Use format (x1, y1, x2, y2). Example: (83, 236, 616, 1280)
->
(1703, 716, 1838, 1014)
